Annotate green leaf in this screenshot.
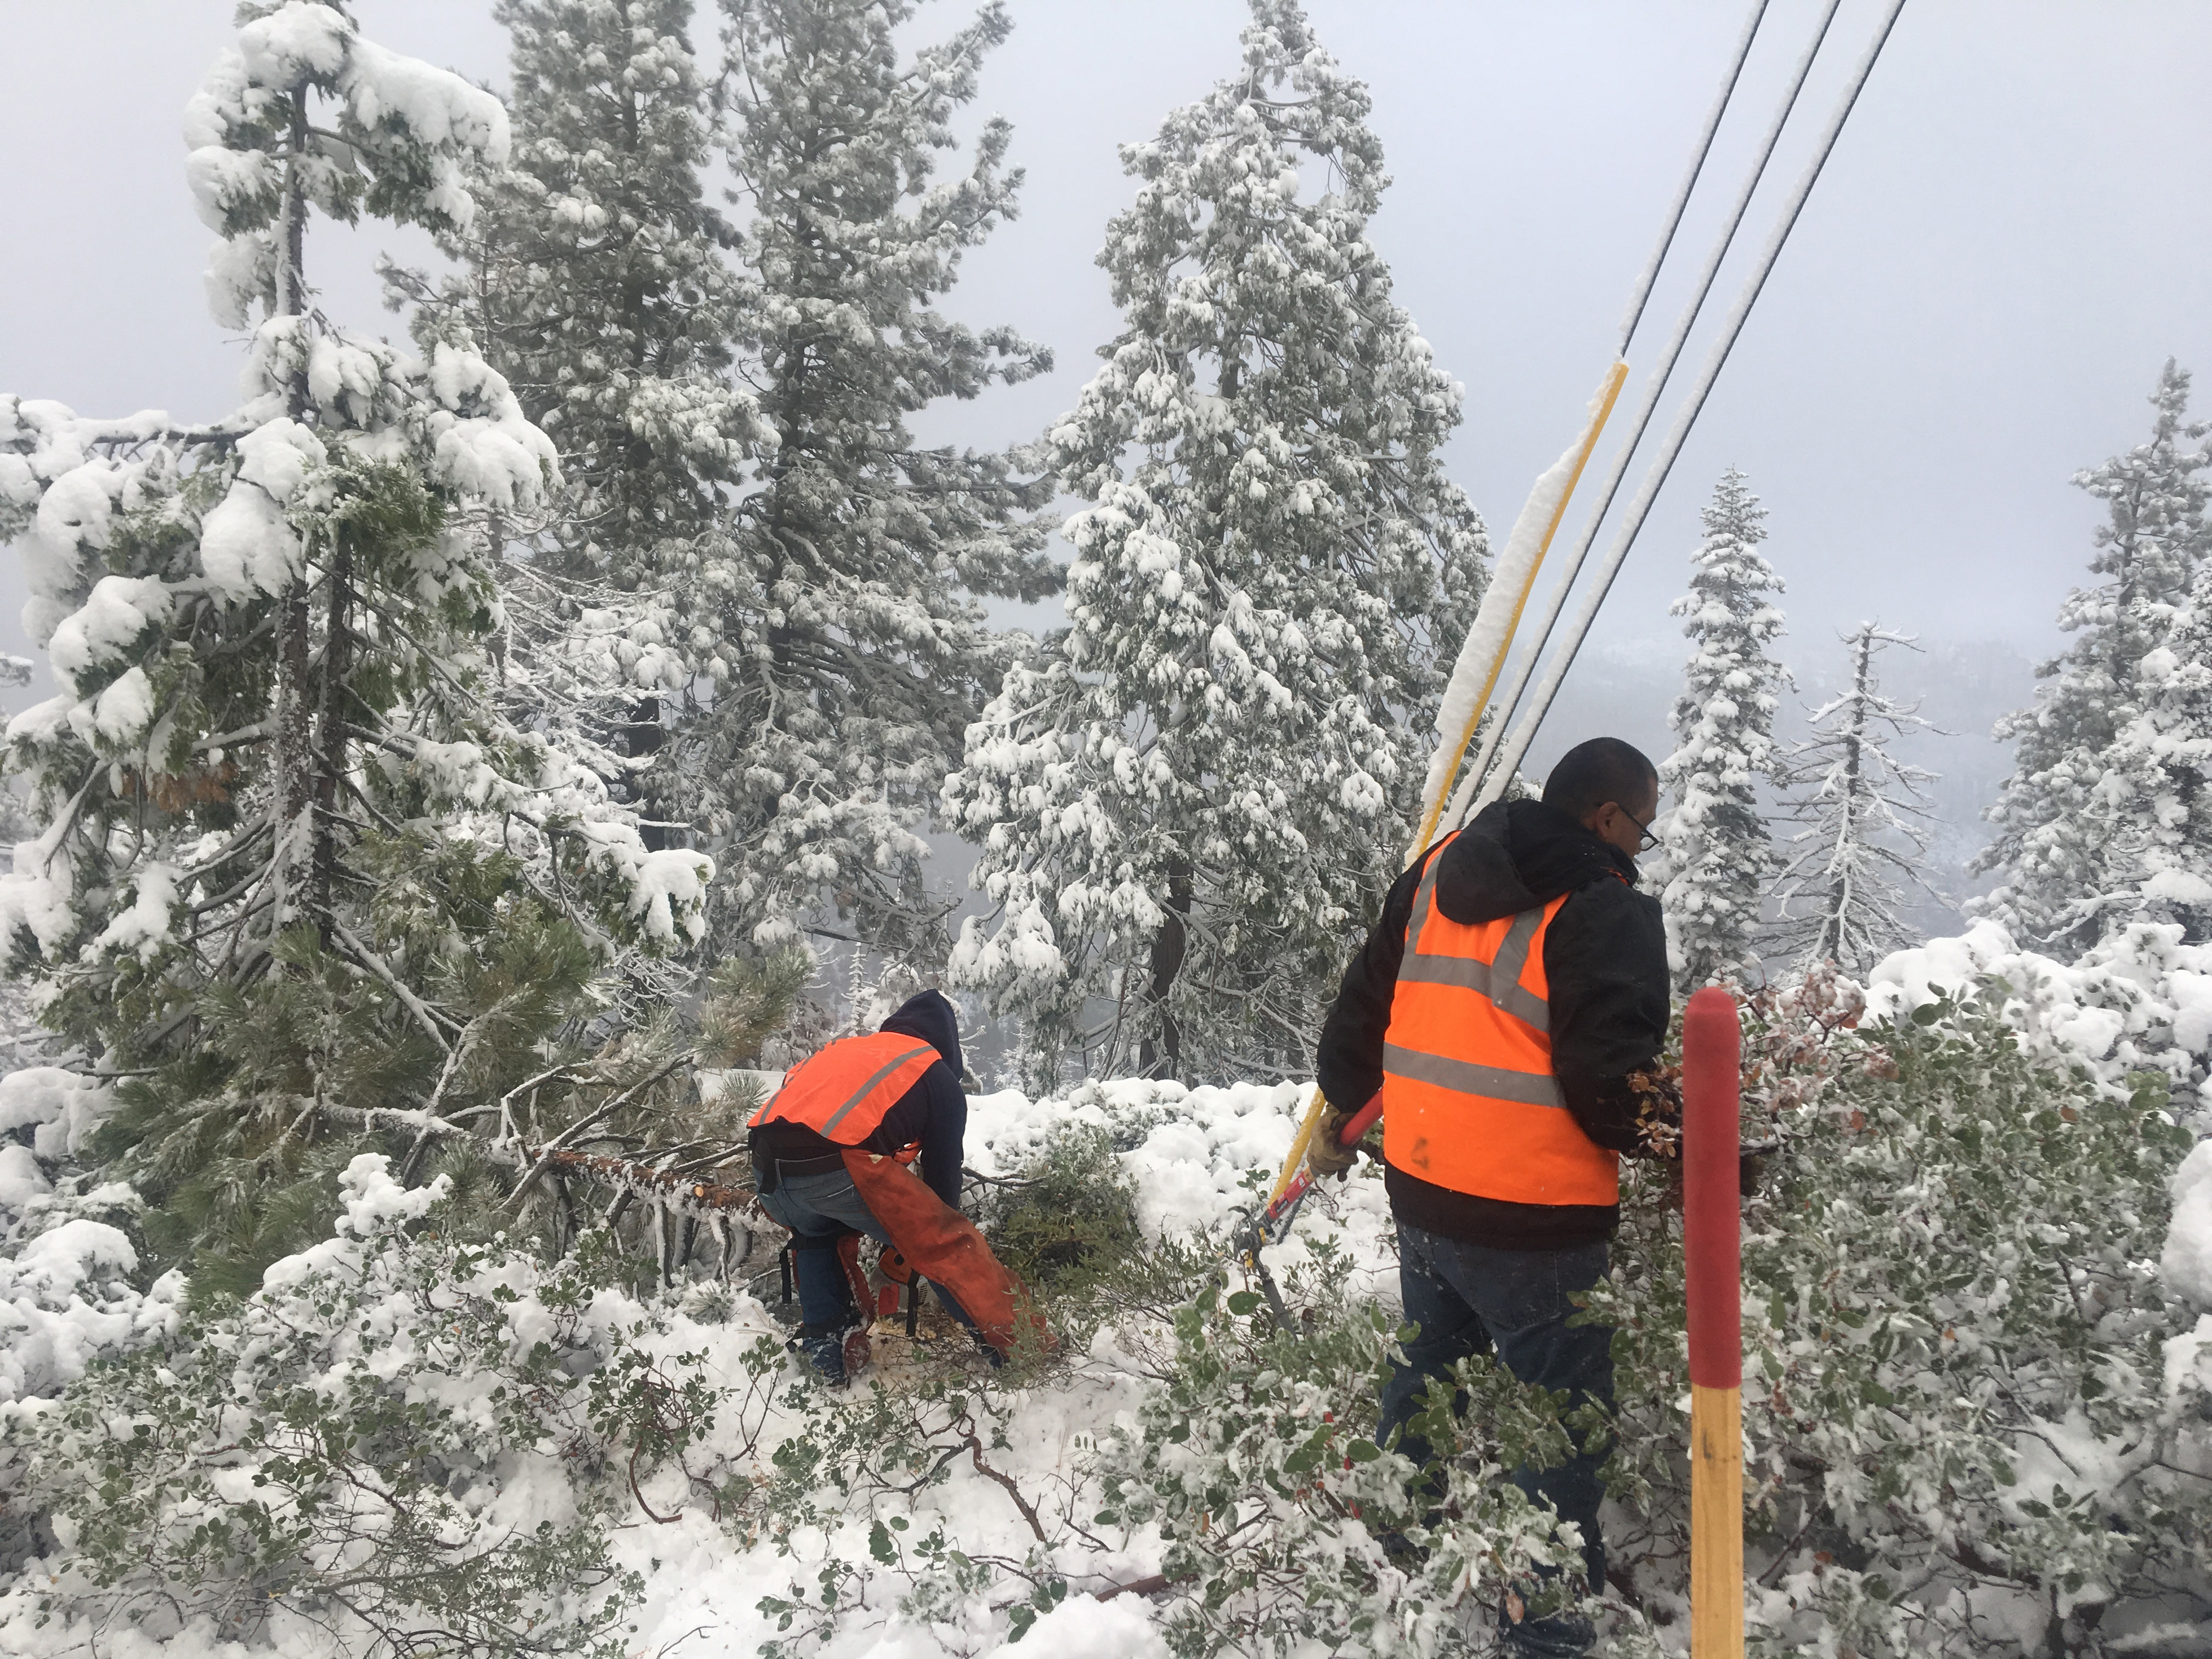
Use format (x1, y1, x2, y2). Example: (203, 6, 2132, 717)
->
(1226, 1290, 1262, 1317)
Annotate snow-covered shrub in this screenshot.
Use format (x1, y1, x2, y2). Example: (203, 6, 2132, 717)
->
(0, 1215, 176, 1418)
(1096, 1260, 1589, 1659)
(1596, 970, 2210, 1656)
(0, 1155, 780, 1656)
(0, 1069, 179, 1417)
(0, 1067, 114, 1231)
(741, 1367, 1073, 1654)
(2168, 1141, 2212, 1310)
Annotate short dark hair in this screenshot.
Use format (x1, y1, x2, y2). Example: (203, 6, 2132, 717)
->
(1542, 737, 1658, 822)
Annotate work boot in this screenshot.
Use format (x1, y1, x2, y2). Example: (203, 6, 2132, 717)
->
(792, 1317, 869, 1385)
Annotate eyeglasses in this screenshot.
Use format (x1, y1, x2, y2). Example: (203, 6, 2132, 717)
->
(1618, 803, 1660, 853)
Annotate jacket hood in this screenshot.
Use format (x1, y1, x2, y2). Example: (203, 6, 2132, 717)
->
(879, 989, 963, 1076)
(1432, 798, 1637, 927)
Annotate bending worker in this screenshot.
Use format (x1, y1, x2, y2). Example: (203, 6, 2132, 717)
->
(748, 989, 1041, 1384)
(1312, 737, 1681, 1658)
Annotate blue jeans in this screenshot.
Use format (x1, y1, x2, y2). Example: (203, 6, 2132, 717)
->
(755, 1165, 983, 1342)
(756, 1166, 893, 1330)
(1377, 1218, 1614, 1593)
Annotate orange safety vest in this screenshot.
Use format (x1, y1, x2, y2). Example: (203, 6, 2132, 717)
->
(748, 1031, 941, 1146)
(1380, 831, 1620, 1207)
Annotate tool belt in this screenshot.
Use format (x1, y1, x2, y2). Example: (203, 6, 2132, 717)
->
(751, 1148, 848, 1196)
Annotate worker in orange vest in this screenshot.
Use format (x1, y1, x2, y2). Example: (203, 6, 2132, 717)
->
(748, 989, 1041, 1384)
(1312, 737, 1681, 1657)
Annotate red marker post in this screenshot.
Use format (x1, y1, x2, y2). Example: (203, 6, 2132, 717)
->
(1682, 987, 1744, 1657)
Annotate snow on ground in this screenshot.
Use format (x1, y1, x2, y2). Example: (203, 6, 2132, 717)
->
(966, 1076, 1395, 1272)
(1866, 916, 2212, 1111)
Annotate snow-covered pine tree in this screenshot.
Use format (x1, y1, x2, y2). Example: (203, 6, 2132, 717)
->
(2094, 552, 2212, 943)
(408, 0, 758, 584)
(699, 0, 1057, 962)
(1656, 467, 1790, 993)
(386, 0, 765, 846)
(1771, 623, 1944, 974)
(1973, 360, 2211, 952)
(0, 0, 709, 1291)
(940, 0, 1487, 1085)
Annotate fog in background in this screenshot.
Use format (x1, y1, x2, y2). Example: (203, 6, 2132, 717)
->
(6, 0, 2211, 946)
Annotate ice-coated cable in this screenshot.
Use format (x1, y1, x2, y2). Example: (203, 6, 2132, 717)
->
(1617, 0, 1771, 358)
(1475, 0, 1910, 815)
(1455, 0, 1843, 820)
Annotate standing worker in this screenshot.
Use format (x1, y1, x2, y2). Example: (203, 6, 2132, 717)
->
(749, 989, 1043, 1383)
(1312, 737, 1681, 1658)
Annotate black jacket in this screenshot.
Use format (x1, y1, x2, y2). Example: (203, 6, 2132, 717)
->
(1314, 798, 1678, 1249)
(748, 989, 969, 1210)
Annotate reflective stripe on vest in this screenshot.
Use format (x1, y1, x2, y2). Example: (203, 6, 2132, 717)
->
(747, 1032, 941, 1146)
(1379, 831, 1619, 1208)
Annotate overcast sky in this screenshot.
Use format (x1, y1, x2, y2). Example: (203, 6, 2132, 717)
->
(5, 0, 2210, 786)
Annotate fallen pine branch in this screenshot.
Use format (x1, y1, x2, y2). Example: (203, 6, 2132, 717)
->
(318, 1094, 781, 1280)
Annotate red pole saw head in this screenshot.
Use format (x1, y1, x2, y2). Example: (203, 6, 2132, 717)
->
(1239, 1093, 1384, 1323)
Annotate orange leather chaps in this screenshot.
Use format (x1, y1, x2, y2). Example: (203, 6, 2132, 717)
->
(839, 1148, 1048, 1360)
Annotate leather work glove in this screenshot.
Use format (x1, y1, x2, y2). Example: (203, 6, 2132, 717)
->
(1304, 1101, 1362, 1182)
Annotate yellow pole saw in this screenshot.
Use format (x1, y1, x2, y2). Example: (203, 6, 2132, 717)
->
(1239, 361, 1628, 1315)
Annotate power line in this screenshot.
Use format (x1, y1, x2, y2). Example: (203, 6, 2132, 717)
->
(1475, 0, 1912, 815)
(1616, 0, 1771, 359)
(1458, 0, 1846, 819)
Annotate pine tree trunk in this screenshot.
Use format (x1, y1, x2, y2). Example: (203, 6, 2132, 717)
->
(271, 86, 315, 939)
(599, 93, 657, 684)
(628, 695, 668, 851)
(275, 91, 309, 362)
(1137, 862, 1192, 1081)
(312, 522, 352, 938)
(1821, 629, 1872, 967)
